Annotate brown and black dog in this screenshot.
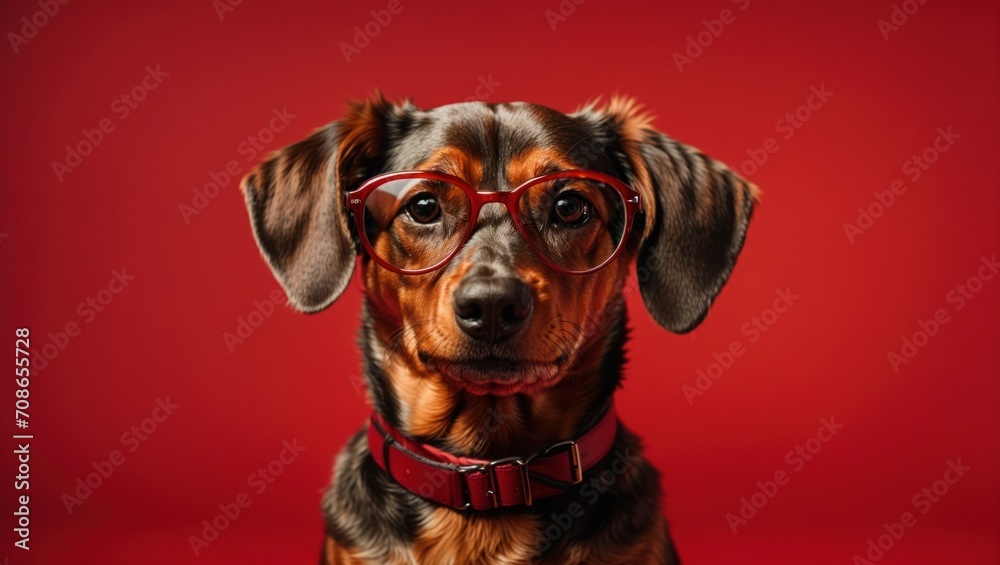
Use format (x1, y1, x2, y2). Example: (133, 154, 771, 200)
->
(240, 95, 757, 564)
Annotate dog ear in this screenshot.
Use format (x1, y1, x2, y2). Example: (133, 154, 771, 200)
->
(240, 96, 401, 312)
(579, 98, 759, 333)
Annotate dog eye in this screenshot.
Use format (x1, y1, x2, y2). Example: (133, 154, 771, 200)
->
(552, 191, 591, 227)
(405, 192, 441, 223)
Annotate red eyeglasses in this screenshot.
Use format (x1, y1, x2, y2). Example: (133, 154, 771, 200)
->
(345, 170, 641, 275)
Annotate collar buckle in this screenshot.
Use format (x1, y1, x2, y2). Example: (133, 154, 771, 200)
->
(456, 463, 486, 511)
(539, 439, 584, 485)
(488, 456, 530, 508)
(369, 405, 617, 511)
(456, 456, 533, 509)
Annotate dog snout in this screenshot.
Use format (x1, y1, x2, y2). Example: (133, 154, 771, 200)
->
(452, 272, 533, 344)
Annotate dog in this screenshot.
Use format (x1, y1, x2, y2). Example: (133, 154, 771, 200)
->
(240, 94, 757, 564)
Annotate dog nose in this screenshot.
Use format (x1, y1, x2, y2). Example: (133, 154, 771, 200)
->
(453, 276, 533, 343)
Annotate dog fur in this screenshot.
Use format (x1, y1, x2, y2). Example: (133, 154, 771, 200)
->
(241, 95, 757, 564)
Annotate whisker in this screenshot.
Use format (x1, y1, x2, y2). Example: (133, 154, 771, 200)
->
(381, 319, 432, 369)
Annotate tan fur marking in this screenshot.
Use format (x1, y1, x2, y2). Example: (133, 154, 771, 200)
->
(414, 508, 540, 564)
(505, 147, 578, 185)
(415, 146, 484, 185)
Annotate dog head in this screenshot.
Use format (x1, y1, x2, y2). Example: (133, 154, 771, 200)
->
(242, 95, 757, 452)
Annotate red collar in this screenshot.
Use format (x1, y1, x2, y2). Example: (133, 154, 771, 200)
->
(367, 405, 619, 510)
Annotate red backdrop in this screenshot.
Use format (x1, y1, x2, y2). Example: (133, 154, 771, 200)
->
(1, 0, 998, 563)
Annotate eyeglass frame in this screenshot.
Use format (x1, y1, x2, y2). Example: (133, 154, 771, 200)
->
(345, 169, 642, 276)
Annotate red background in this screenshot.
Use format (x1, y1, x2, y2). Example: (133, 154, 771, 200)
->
(1, 0, 998, 563)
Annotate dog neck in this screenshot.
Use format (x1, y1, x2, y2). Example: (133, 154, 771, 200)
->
(358, 298, 628, 460)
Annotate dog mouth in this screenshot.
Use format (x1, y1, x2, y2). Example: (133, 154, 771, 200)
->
(417, 352, 564, 396)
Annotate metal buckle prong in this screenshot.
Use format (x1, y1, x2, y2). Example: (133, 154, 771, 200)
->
(454, 441, 582, 510)
(540, 440, 583, 485)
